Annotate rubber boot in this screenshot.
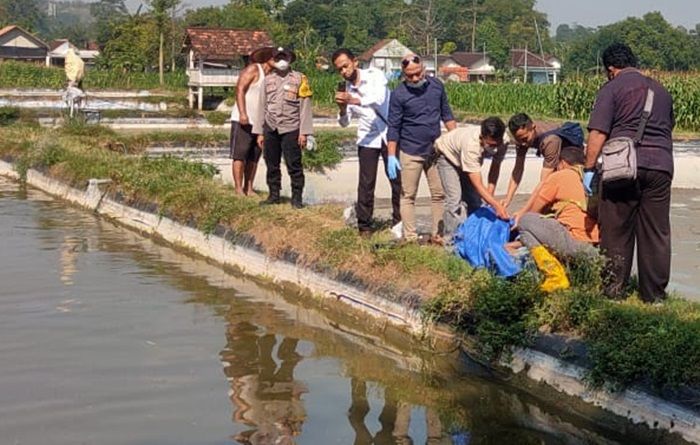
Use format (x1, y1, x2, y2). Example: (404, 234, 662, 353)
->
(261, 189, 281, 205)
(291, 189, 304, 209)
(531, 245, 570, 293)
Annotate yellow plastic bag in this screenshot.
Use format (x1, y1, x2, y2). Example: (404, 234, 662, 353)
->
(531, 245, 570, 293)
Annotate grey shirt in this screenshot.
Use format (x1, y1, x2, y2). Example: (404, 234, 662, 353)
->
(255, 70, 314, 136)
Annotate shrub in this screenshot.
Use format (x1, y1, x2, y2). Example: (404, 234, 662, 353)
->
(0, 106, 20, 126)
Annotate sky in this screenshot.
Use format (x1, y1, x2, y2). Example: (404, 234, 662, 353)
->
(123, 0, 700, 32)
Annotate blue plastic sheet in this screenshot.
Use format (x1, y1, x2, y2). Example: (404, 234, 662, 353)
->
(453, 207, 521, 278)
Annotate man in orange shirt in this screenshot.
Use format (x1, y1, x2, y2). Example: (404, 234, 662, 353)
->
(514, 147, 599, 291)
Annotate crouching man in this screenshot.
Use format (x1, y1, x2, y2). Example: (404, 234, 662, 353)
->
(434, 116, 510, 243)
(514, 147, 600, 292)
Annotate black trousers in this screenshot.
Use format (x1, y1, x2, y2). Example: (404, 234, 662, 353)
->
(263, 127, 304, 195)
(599, 168, 672, 302)
(356, 144, 401, 232)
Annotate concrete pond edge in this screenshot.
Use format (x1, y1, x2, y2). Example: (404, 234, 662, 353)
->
(0, 160, 697, 444)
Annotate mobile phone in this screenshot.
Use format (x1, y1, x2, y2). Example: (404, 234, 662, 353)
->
(336, 81, 346, 92)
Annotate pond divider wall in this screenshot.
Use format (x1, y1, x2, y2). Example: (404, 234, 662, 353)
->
(0, 159, 697, 444)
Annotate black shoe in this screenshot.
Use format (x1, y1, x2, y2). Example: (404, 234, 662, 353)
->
(261, 193, 281, 206)
(291, 191, 304, 209)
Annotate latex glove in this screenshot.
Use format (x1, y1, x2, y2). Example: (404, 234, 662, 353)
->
(387, 155, 401, 180)
(583, 170, 595, 196)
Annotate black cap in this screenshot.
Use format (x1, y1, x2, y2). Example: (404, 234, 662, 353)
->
(272, 47, 296, 63)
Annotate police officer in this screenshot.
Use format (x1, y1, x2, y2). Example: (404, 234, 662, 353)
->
(253, 47, 314, 209)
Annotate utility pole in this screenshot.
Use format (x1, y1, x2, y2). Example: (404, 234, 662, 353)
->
(471, 0, 477, 52)
(523, 43, 528, 83)
(534, 18, 549, 84)
(434, 38, 438, 77)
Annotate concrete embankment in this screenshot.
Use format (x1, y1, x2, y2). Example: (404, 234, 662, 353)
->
(0, 159, 698, 444)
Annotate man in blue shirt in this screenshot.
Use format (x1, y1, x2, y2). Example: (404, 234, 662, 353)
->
(387, 55, 457, 242)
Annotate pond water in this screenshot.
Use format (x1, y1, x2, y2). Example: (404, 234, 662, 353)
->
(0, 177, 687, 445)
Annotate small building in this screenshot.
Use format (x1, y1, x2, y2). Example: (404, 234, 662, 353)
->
(359, 39, 414, 80)
(438, 52, 496, 82)
(182, 27, 273, 110)
(0, 25, 48, 64)
(46, 39, 100, 67)
(511, 49, 560, 84)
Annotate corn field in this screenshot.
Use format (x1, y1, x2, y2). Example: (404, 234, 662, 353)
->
(0, 61, 187, 91)
(311, 72, 700, 132)
(2, 61, 699, 131)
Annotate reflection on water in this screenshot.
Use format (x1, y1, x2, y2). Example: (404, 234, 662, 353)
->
(0, 177, 689, 445)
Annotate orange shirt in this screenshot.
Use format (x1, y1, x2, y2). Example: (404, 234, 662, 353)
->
(538, 168, 600, 243)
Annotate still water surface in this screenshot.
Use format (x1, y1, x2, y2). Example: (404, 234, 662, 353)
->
(0, 178, 685, 445)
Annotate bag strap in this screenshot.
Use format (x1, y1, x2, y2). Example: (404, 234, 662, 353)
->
(634, 86, 654, 145)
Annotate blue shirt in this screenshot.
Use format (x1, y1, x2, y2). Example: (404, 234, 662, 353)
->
(387, 77, 455, 157)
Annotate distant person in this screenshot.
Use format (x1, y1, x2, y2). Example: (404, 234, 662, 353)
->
(387, 54, 457, 243)
(253, 48, 314, 209)
(584, 42, 674, 302)
(514, 147, 600, 292)
(434, 117, 511, 243)
(230, 46, 274, 196)
(64, 47, 84, 90)
(506, 113, 584, 217)
(332, 48, 401, 237)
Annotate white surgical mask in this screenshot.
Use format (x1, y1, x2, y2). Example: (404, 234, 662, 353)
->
(482, 145, 498, 159)
(274, 60, 290, 71)
(406, 78, 427, 89)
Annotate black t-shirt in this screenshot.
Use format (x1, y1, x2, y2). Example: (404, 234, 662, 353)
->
(588, 68, 674, 176)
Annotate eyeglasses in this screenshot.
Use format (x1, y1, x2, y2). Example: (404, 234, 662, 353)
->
(401, 56, 420, 67)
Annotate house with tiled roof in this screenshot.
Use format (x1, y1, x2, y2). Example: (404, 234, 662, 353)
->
(437, 52, 496, 82)
(47, 39, 100, 67)
(510, 48, 560, 84)
(0, 25, 48, 63)
(359, 39, 414, 79)
(183, 27, 273, 109)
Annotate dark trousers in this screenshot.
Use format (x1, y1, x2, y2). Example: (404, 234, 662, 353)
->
(356, 144, 401, 232)
(599, 168, 672, 302)
(263, 127, 304, 196)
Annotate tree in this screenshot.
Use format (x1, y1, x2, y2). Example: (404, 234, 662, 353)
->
(440, 41, 457, 54)
(564, 12, 700, 73)
(147, 0, 181, 85)
(0, 0, 48, 34)
(475, 17, 508, 68)
(90, 0, 129, 47)
(98, 15, 159, 72)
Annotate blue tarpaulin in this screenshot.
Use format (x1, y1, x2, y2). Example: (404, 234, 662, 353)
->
(453, 207, 521, 278)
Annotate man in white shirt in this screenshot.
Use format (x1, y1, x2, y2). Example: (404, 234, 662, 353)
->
(333, 48, 401, 237)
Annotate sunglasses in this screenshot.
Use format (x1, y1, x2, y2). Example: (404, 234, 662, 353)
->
(401, 56, 420, 67)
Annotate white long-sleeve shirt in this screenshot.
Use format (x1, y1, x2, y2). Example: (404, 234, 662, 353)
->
(337, 68, 390, 149)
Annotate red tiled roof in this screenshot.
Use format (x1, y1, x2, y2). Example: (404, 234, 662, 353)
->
(183, 28, 272, 61)
(49, 39, 69, 51)
(0, 25, 49, 49)
(359, 39, 392, 62)
(510, 49, 554, 69)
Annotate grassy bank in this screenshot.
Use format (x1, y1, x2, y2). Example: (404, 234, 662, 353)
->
(1, 121, 699, 395)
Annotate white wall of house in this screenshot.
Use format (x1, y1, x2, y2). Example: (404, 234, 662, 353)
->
(0, 34, 38, 48)
(364, 39, 413, 79)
